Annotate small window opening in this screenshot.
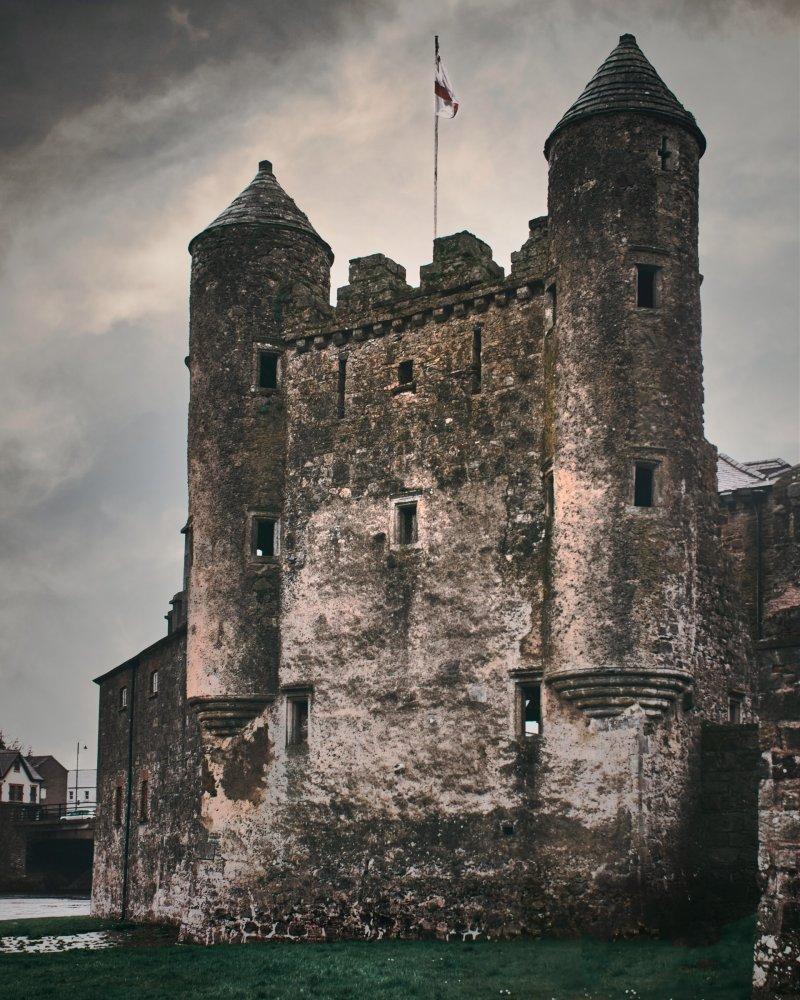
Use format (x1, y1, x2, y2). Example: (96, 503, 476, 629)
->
(12, 762, 19, 772)
(519, 683, 542, 737)
(258, 351, 279, 390)
(139, 779, 149, 823)
(397, 502, 418, 546)
(658, 136, 672, 171)
(398, 360, 414, 385)
(8, 785, 23, 802)
(119, 686, 128, 710)
(682, 690, 694, 713)
(471, 327, 482, 394)
(728, 694, 743, 724)
(84, 790, 90, 800)
(544, 468, 555, 519)
(253, 517, 277, 558)
(337, 356, 347, 419)
(30, 786, 37, 802)
(633, 463, 655, 508)
(114, 786, 123, 826)
(547, 284, 557, 330)
(149, 670, 159, 696)
(636, 264, 659, 308)
(288, 697, 309, 748)
(69, 790, 74, 800)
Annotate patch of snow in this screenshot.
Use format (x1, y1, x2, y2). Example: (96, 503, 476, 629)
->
(0, 932, 113, 954)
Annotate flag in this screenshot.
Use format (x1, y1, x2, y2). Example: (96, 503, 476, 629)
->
(435, 49, 459, 118)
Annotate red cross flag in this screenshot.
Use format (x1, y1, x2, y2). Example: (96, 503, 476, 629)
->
(435, 40, 459, 118)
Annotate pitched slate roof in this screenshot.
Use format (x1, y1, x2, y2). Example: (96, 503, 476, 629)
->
(744, 459, 793, 482)
(545, 34, 706, 158)
(0, 750, 43, 782)
(0, 751, 18, 779)
(717, 453, 769, 494)
(189, 160, 332, 259)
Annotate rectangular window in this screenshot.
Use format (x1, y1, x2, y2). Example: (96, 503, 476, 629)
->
(8, 785, 23, 802)
(12, 762, 19, 772)
(288, 697, 309, 748)
(636, 264, 659, 308)
(253, 517, 278, 558)
(30, 786, 37, 802)
(139, 779, 149, 823)
(396, 501, 418, 546)
(257, 350, 279, 390)
(69, 790, 74, 801)
(119, 686, 128, 710)
(149, 670, 159, 696)
(518, 683, 542, 737)
(398, 360, 414, 385)
(84, 790, 90, 800)
(633, 463, 655, 508)
(114, 786, 123, 826)
(729, 694, 743, 724)
(471, 327, 482, 394)
(337, 356, 347, 419)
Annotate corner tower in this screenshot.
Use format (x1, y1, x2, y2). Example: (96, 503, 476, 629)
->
(186, 161, 332, 734)
(540, 35, 731, 928)
(545, 32, 707, 718)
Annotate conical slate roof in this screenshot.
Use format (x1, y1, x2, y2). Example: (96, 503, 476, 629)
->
(544, 34, 706, 158)
(189, 160, 332, 257)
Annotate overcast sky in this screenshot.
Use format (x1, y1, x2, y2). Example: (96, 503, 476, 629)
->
(1, 0, 797, 766)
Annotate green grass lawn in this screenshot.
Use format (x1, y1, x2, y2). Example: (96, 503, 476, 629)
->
(0, 915, 126, 939)
(0, 915, 755, 1000)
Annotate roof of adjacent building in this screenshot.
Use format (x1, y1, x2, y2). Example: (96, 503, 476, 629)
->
(189, 160, 333, 258)
(717, 454, 795, 495)
(93, 622, 186, 685)
(545, 34, 706, 158)
(26, 754, 67, 774)
(744, 459, 793, 481)
(0, 750, 43, 782)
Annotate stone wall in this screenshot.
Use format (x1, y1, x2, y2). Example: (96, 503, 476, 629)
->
(716, 465, 800, 994)
(92, 627, 197, 922)
(754, 656, 800, 998)
(697, 723, 760, 921)
(0, 805, 28, 888)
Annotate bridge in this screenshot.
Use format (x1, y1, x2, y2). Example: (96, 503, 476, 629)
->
(0, 803, 94, 891)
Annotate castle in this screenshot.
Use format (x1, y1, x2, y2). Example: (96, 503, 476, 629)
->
(91, 34, 800, 990)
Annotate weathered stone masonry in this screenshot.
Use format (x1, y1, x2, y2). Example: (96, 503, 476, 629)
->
(92, 34, 797, 956)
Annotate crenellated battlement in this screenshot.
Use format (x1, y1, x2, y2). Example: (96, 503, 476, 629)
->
(290, 227, 550, 354)
(336, 253, 411, 317)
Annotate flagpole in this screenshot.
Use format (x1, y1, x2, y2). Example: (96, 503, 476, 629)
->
(433, 34, 439, 242)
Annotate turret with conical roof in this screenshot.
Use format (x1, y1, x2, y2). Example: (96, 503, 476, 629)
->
(541, 35, 720, 921)
(189, 160, 333, 257)
(544, 33, 705, 159)
(186, 161, 332, 729)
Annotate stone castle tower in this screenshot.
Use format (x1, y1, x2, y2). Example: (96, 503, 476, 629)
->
(92, 35, 761, 941)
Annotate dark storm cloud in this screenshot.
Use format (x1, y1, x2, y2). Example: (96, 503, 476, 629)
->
(0, 0, 388, 158)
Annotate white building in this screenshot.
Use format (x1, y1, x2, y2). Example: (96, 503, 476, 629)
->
(66, 768, 97, 812)
(0, 751, 44, 804)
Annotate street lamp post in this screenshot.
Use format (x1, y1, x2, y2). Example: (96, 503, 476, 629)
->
(74, 741, 87, 813)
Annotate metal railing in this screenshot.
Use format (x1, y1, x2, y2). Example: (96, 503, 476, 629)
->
(0, 802, 96, 823)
